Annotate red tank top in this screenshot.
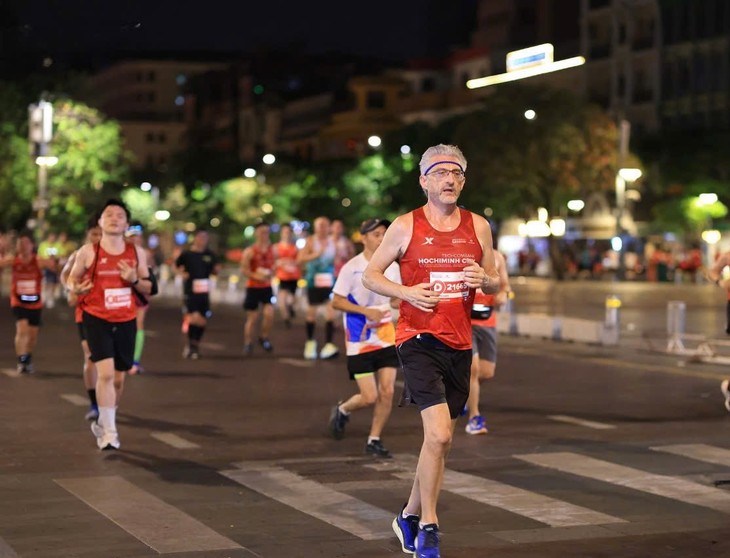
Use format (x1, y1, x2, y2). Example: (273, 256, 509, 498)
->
(11, 255, 43, 309)
(246, 244, 275, 288)
(82, 242, 138, 322)
(396, 207, 483, 350)
(274, 242, 301, 281)
(471, 291, 497, 328)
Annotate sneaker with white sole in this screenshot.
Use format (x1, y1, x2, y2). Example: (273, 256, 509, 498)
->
(90, 420, 103, 439)
(465, 415, 488, 435)
(392, 504, 419, 553)
(97, 431, 120, 450)
(304, 340, 317, 360)
(84, 405, 99, 421)
(319, 342, 339, 359)
(721, 379, 730, 412)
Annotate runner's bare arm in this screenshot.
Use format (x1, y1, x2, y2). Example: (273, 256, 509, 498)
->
(67, 244, 94, 295)
(363, 214, 439, 312)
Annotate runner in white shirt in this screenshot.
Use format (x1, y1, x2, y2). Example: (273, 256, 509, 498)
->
(328, 218, 401, 458)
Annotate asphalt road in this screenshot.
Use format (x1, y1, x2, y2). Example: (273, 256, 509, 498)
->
(1, 286, 730, 558)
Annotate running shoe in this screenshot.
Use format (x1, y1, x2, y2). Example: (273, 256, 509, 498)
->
(259, 338, 273, 352)
(97, 431, 120, 451)
(304, 340, 317, 360)
(365, 439, 392, 458)
(319, 342, 339, 359)
(90, 420, 103, 440)
(414, 523, 441, 558)
(721, 379, 730, 412)
(465, 415, 488, 435)
(243, 343, 253, 356)
(20, 362, 34, 374)
(328, 403, 349, 439)
(84, 405, 99, 421)
(391, 504, 419, 553)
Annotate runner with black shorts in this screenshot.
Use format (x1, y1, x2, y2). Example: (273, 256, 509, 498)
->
(67, 199, 153, 450)
(61, 216, 102, 419)
(0, 231, 57, 374)
(240, 223, 275, 355)
(175, 229, 220, 359)
(298, 216, 339, 360)
(363, 144, 500, 557)
(328, 218, 400, 457)
(273, 223, 300, 327)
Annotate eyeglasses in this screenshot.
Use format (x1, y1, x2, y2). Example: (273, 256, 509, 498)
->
(426, 168, 466, 180)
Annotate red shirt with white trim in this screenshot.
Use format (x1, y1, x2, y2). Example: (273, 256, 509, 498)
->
(81, 243, 138, 322)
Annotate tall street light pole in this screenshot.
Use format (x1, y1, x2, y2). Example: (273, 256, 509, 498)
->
(28, 100, 55, 239)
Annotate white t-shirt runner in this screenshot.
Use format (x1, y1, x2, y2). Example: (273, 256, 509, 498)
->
(332, 253, 401, 356)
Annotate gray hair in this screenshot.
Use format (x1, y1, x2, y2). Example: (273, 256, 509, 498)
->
(419, 144, 467, 175)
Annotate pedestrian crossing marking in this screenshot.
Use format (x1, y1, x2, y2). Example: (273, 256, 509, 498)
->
(548, 414, 616, 430)
(0, 536, 19, 558)
(150, 432, 200, 449)
(60, 393, 89, 407)
(0, 368, 20, 378)
(223, 463, 393, 540)
(372, 455, 624, 527)
(516, 452, 730, 514)
(278, 358, 315, 368)
(56, 476, 242, 553)
(651, 444, 730, 467)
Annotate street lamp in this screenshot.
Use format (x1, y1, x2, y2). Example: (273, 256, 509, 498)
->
(367, 135, 382, 148)
(615, 167, 642, 280)
(524, 109, 537, 120)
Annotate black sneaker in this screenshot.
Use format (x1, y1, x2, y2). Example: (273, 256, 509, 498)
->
(243, 343, 253, 356)
(365, 439, 392, 458)
(328, 403, 349, 440)
(259, 338, 273, 352)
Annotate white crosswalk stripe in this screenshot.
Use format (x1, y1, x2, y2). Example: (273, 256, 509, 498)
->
(368, 454, 624, 527)
(651, 443, 730, 467)
(516, 451, 730, 514)
(0, 536, 19, 558)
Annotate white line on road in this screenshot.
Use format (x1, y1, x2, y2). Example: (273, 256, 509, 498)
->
(278, 358, 315, 368)
(516, 452, 730, 514)
(0, 536, 19, 558)
(60, 393, 89, 407)
(150, 432, 200, 449)
(651, 444, 730, 467)
(223, 464, 393, 540)
(373, 455, 624, 527)
(56, 476, 241, 553)
(547, 415, 616, 430)
(0, 368, 20, 378)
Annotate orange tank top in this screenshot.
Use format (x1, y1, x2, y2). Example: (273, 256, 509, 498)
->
(81, 242, 138, 322)
(274, 242, 301, 281)
(246, 244, 275, 288)
(395, 207, 482, 350)
(11, 255, 43, 309)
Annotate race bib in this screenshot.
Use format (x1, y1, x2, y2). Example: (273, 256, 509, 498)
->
(192, 279, 210, 293)
(314, 272, 334, 288)
(104, 287, 132, 309)
(283, 262, 299, 273)
(430, 271, 468, 300)
(256, 267, 272, 278)
(17, 280, 37, 296)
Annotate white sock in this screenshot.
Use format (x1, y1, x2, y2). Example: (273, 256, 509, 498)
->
(338, 405, 350, 416)
(367, 436, 379, 444)
(99, 406, 117, 434)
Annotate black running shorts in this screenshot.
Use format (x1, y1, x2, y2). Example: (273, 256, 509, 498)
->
(396, 333, 471, 418)
(12, 306, 42, 326)
(307, 287, 332, 306)
(347, 345, 399, 379)
(82, 312, 136, 372)
(243, 286, 274, 310)
(278, 280, 298, 295)
(183, 294, 211, 318)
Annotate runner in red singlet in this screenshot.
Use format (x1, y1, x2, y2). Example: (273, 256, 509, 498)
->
(61, 216, 103, 419)
(67, 199, 153, 450)
(240, 223, 275, 355)
(0, 231, 57, 374)
(363, 144, 500, 558)
(273, 223, 300, 327)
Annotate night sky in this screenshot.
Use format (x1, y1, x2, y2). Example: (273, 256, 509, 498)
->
(8, 0, 478, 68)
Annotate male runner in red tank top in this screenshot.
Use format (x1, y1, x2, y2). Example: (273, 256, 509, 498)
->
(0, 231, 57, 374)
(67, 199, 153, 450)
(364, 144, 500, 558)
(240, 222, 276, 354)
